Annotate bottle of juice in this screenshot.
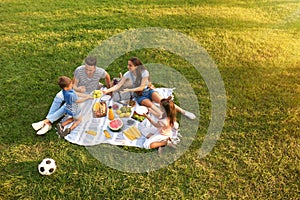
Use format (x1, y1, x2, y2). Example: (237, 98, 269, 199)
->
(108, 106, 114, 120)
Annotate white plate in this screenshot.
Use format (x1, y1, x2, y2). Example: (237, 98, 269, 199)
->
(100, 95, 111, 101)
(135, 106, 148, 115)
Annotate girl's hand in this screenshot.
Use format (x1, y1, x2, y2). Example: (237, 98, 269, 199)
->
(143, 113, 150, 120)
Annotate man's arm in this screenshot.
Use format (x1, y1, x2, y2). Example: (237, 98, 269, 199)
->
(104, 72, 111, 89)
(73, 77, 86, 93)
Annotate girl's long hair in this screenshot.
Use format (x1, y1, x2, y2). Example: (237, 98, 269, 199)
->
(160, 96, 176, 127)
(129, 57, 148, 87)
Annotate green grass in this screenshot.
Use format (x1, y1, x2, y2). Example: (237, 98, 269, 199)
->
(1, 0, 299, 199)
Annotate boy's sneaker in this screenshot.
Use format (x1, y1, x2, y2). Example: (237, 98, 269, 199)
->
(36, 124, 52, 135)
(56, 123, 64, 136)
(60, 128, 71, 137)
(32, 121, 45, 131)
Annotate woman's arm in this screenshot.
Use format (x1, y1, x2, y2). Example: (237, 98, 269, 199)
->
(102, 76, 127, 94)
(123, 76, 148, 93)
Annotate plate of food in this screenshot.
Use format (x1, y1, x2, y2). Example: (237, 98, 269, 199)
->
(115, 106, 132, 118)
(135, 106, 148, 115)
(92, 102, 107, 118)
(91, 90, 103, 98)
(132, 111, 146, 122)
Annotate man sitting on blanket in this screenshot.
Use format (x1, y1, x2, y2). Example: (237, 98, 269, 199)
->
(32, 56, 111, 135)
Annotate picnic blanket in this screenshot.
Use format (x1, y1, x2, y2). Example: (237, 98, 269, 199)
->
(62, 88, 176, 147)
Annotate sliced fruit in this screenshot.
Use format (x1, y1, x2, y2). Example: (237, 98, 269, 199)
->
(108, 118, 123, 131)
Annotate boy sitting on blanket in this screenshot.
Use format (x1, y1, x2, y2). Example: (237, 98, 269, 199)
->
(56, 76, 93, 137)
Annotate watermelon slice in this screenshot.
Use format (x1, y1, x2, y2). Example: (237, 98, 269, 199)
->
(108, 119, 123, 131)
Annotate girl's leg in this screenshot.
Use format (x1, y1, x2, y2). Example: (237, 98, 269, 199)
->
(149, 141, 167, 149)
(150, 140, 177, 154)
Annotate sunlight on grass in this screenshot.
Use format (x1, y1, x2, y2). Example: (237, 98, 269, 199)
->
(140, 6, 278, 24)
(1, 0, 299, 199)
(189, 29, 300, 70)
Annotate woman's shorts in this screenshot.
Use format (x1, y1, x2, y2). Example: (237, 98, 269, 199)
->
(135, 88, 156, 104)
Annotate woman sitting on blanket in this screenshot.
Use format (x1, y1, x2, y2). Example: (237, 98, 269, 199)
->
(102, 57, 195, 119)
(143, 96, 178, 153)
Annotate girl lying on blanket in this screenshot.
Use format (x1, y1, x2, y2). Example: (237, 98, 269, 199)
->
(102, 57, 195, 120)
(143, 96, 178, 153)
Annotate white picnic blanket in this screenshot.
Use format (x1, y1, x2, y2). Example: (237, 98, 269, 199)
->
(63, 88, 175, 147)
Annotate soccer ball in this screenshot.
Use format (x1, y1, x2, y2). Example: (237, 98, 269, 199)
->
(38, 158, 57, 176)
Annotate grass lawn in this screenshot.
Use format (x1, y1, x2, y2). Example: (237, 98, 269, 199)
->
(1, 0, 299, 199)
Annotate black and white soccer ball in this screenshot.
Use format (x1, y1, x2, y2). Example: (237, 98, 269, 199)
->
(38, 158, 57, 176)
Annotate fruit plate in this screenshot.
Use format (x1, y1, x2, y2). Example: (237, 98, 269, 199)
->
(91, 90, 103, 98)
(131, 111, 146, 122)
(108, 119, 123, 132)
(92, 102, 107, 118)
(115, 105, 133, 118)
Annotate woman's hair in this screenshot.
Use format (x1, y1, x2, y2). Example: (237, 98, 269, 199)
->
(160, 96, 176, 127)
(129, 57, 148, 87)
(58, 76, 72, 89)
